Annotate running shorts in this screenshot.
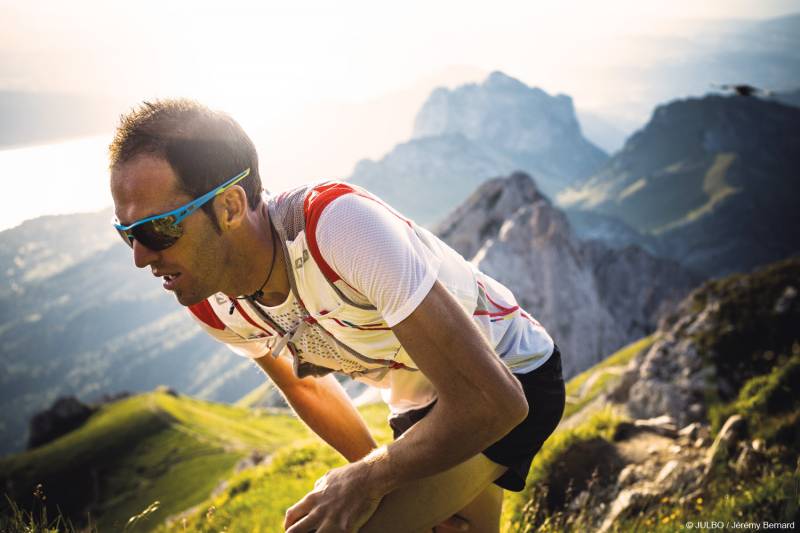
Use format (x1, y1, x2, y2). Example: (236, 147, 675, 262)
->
(388, 345, 566, 492)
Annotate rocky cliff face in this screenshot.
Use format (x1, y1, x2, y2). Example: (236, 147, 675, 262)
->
(436, 172, 696, 377)
(350, 71, 608, 227)
(621, 257, 800, 426)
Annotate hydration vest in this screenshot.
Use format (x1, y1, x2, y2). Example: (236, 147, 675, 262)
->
(189, 181, 552, 411)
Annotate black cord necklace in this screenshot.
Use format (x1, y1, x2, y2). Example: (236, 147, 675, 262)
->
(229, 221, 279, 315)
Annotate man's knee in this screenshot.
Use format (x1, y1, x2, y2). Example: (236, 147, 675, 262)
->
(359, 454, 506, 533)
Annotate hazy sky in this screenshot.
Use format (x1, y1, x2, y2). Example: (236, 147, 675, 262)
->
(0, 0, 797, 230)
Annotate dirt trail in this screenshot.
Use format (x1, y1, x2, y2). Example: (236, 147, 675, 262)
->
(615, 431, 677, 463)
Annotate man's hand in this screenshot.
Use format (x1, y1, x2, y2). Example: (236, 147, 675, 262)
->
(284, 462, 471, 533)
(284, 462, 383, 533)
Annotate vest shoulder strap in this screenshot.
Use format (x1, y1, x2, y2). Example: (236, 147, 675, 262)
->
(271, 182, 374, 308)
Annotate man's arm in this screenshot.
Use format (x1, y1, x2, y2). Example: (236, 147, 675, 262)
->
(284, 281, 528, 531)
(253, 353, 377, 462)
(360, 280, 528, 488)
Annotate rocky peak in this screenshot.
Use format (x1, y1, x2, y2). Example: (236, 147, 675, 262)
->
(619, 257, 800, 426)
(436, 171, 550, 260)
(624, 95, 798, 168)
(349, 72, 608, 227)
(412, 71, 585, 160)
(484, 70, 531, 91)
(437, 172, 695, 377)
(27, 396, 95, 450)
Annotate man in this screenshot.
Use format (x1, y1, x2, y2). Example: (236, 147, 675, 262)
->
(109, 99, 565, 533)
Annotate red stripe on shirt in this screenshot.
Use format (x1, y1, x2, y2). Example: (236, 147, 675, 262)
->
(189, 300, 226, 330)
(476, 281, 517, 312)
(232, 300, 274, 336)
(331, 317, 392, 331)
(473, 307, 519, 318)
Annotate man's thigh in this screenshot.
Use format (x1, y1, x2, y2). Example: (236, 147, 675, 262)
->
(438, 483, 504, 533)
(359, 453, 507, 533)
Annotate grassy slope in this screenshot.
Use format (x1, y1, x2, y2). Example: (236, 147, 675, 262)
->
(0, 391, 312, 532)
(562, 335, 655, 420)
(234, 382, 275, 409)
(155, 402, 392, 533)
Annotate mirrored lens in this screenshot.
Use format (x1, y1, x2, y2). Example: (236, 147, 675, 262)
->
(118, 215, 183, 251)
(117, 228, 135, 248)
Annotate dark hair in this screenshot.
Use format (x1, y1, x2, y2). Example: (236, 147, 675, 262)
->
(109, 99, 263, 227)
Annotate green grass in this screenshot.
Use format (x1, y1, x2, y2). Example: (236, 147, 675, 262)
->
(689, 258, 800, 399)
(154, 402, 391, 533)
(605, 463, 800, 533)
(0, 334, 682, 533)
(154, 443, 345, 533)
(709, 352, 800, 447)
(563, 335, 655, 420)
(502, 407, 625, 532)
(0, 391, 312, 532)
(234, 382, 274, 409)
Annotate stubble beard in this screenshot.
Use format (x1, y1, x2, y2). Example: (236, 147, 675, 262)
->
(174, 234, 228, 307)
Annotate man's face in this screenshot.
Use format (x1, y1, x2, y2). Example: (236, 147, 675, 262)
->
(111, 155, 228, 306)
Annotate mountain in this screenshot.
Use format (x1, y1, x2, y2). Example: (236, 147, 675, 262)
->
(348, 134, 518, 226)
(559, 95, 800, 277)
(623, 257, 800, 426)
(0, 216, 266, 456)
(412, 71, 608, 187)
(0, 209, 117, 297)
(436, 172, 696, 377)
(349, 71, 608, 226)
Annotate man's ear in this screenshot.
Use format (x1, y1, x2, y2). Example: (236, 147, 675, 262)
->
(215, 186, 248, 230)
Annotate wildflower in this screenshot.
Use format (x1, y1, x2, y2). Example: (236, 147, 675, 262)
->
(125, 501, 160, 531)
(32, 483, 47, 502)
(206, 505, 216, 522)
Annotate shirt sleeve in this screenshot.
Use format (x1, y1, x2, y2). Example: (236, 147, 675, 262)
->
(314, 193, 442, 327)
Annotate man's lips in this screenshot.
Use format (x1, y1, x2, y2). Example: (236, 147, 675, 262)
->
(155, 271, 182, 291)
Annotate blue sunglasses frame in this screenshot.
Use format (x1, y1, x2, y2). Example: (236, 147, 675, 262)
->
(114, 168, 251, 249)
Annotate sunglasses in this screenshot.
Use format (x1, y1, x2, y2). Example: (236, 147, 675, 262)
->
(113, 168, 251, 251)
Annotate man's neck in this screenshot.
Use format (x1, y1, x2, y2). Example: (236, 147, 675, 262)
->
(223, 203, 290, 303)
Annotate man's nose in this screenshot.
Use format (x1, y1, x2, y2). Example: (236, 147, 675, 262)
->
(132, 240, 160, 269)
